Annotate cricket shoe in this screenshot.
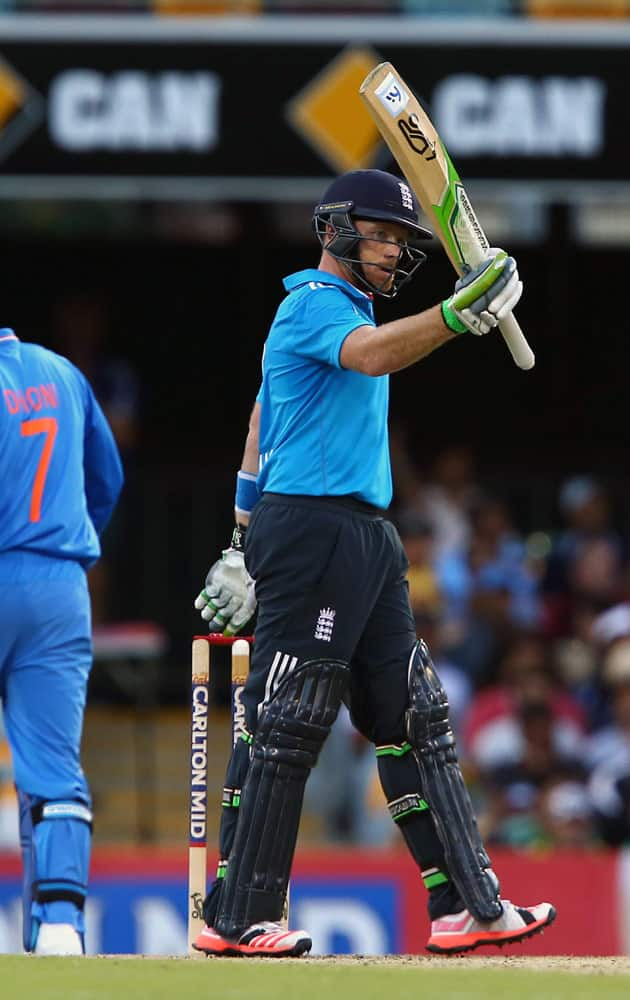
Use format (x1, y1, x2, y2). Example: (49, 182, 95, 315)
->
(34, 922, 83, 956)
(427, 900, 556, 955)
(193, 920, 312, 958)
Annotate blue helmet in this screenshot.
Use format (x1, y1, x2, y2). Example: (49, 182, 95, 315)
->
(313, 169, 432, 297)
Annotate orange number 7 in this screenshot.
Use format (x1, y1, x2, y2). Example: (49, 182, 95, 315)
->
(20, 417, 58, 523)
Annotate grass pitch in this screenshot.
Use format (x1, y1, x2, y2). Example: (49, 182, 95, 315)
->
(0, 955, 630, 1000)
(2, 955, 630, 1000)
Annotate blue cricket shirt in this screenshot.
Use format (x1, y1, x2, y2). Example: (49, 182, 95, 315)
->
(256, 269, 392, 509)
(0, 330, 123, 567)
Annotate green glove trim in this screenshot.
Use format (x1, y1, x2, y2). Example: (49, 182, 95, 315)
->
(451, 250, 508, 310)
(441, 298, 468, 335)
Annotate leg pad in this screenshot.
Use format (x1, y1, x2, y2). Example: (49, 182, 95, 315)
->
(405, 641, 502, 922)
(215, 658, 348, 939)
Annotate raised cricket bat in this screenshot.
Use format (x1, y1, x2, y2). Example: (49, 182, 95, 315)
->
(360, 62, 535, 371)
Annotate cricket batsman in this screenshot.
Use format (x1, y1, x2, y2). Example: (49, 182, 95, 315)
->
(194, 170, 556, 957)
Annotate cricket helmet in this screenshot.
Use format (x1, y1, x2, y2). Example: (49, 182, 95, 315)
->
(312, 169, 432, 297)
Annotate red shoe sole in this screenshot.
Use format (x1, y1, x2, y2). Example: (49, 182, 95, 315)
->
(192, 934, 312, 958)
(426, 906, 557, 955)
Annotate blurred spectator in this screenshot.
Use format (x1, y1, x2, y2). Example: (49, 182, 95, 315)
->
(419, 445, 482, 559)
(542, 476, 626, 639)
(463, 632, 586, 773)
(397, 511, 472, 733)
(418, 615, 472, 742)
(398, 512, 443, 624)
(468, 495, 541, 630)
(437, 495, 541, 683)
(587, 636, 630, 845)
(552, 598, 612, 731)
(591, 600, 630, 649)
(537, 777, 597, 849)
(479, 698, 589, 849)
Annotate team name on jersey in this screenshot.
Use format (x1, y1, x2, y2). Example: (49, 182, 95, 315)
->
(3, 382, 59, 416)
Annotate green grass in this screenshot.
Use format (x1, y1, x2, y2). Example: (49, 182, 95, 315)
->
(1, 956, 630, 1000)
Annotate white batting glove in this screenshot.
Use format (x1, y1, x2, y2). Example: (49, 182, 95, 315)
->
(194, 531, 257, 636)
(442, 248, 523, 336)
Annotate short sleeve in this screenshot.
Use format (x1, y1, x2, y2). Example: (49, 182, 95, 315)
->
(291, 285, 373, 369)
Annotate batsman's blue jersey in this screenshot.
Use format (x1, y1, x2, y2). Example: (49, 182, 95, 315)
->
(0, 330, 123, 566)
(256, 269, 393, 509)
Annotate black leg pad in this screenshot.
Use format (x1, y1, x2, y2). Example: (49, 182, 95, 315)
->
(405, 640, 502, 922)
(214, 657, 349, 939)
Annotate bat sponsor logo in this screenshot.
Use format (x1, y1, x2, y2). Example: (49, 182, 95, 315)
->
(190, 683, 208, 840)
(397, 113, 436, 161)
(454, 183, 488, 253)
(374, 71, 409, 117)
(232, 683, 247, 744)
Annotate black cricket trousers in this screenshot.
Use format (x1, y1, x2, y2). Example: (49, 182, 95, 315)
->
(243, 493, 418, 746)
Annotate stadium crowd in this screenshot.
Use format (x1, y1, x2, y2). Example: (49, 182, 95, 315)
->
(307, 443, 630, 853)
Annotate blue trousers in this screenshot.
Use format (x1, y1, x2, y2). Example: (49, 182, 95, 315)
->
(0, 551, 93, 949)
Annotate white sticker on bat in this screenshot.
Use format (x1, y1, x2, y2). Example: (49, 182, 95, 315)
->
(374, 72, 409, 117)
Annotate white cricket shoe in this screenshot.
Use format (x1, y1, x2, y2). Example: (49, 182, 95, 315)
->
(34, 923, 83, 956)
(427, 899, 556, 954)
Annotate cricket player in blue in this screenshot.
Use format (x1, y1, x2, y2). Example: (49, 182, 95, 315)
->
(194, 170, 556, 957)
(0, 327, 123, 955)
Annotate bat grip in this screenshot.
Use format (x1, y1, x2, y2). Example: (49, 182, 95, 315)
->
(498, 312, 535, 371)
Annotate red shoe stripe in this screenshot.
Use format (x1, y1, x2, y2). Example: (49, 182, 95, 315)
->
(252, 932, 292, 949)
(237, 931, 297, 954)
(264, 932, 292, 948)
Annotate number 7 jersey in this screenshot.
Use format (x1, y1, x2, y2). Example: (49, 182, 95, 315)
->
(0, 329, 124, 567)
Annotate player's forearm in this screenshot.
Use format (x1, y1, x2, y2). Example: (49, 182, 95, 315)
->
(343, 305, 456, 376)
(234, 402, 261, 526)
(240, 402, 260, 476)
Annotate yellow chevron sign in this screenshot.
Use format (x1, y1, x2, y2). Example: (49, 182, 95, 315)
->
(0, 56, 44, 161)
(287, 48, 383, 174)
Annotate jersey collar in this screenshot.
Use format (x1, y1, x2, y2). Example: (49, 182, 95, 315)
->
(0, 328, 17, 345)
(283, 269, 374, 303)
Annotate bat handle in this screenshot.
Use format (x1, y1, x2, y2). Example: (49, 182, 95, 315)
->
(498, 312, 535, 371)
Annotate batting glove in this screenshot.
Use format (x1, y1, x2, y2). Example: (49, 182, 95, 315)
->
(442, 248, 523, 337)
(194, 527, 257, 636)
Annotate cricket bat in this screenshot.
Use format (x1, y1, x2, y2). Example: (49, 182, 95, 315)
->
(360, 62, 535, 371)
